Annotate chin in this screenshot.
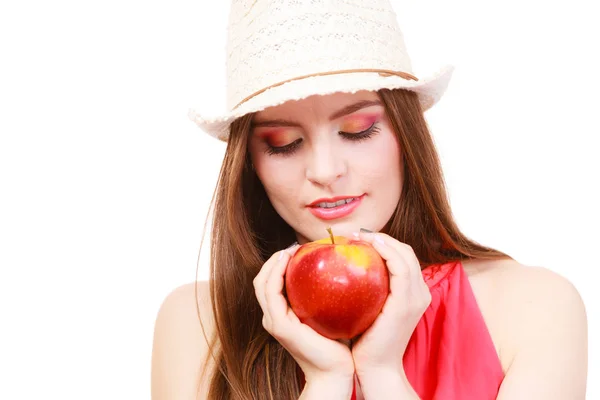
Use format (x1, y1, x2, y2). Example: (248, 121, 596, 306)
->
(307, 220, 369, 241)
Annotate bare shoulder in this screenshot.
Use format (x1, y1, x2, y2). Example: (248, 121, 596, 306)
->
(465, 257, 587, 338)
(465, 257, 584, 300)
(151, 281, 217, 400)
(466, 258, 586, 315)
(464, 258, 588, 398)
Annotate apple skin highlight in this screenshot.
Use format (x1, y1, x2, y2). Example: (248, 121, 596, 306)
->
(285, 235, 390, 340)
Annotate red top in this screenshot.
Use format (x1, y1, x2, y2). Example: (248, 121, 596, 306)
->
(351, 260, 505, 399)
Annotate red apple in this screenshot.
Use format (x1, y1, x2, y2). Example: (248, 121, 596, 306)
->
(285, 228, 389, 340)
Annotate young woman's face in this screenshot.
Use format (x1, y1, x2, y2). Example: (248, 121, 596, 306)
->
(248, 90, 403, 244)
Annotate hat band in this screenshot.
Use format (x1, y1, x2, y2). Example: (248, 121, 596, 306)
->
(233, 68, 419, 110)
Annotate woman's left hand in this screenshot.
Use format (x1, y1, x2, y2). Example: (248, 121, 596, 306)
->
(350, 231, 432, 380)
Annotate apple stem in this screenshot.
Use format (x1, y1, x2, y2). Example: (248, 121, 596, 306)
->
(326, 227, 334, 244)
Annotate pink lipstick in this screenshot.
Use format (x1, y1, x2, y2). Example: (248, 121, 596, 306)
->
(307, 194, 364, 220)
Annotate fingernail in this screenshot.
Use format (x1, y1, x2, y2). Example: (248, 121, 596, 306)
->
(352, 232, 360, 239)
(278, 251, 284, 260)
(374, 235, 385, 245)
(360, 228, 373, 233)
(285, 242, 299, 253)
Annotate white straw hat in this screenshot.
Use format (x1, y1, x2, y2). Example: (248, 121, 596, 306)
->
(188, 0, 455, 141)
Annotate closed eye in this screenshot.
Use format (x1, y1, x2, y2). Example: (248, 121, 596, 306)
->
(339, 122, 380, 141)
(265, 138, 303, 156)
(264, 122, 380, 156)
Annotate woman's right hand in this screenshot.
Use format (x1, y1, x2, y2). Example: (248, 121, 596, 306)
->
(253, 244, 355, 390)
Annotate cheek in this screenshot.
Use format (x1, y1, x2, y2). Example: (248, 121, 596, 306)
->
(349, 129, 401, 181)
(253, 155, 303, 206)
(356, 129, 403, 223)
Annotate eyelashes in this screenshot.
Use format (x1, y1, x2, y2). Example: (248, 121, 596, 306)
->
(265, 122, 381, 156)
(340, 123, 380, 143)
(266, 137, 303, 156)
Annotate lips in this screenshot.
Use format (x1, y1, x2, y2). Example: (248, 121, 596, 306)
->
(308, 195, 363, 207)
(307, 194, 365, 220)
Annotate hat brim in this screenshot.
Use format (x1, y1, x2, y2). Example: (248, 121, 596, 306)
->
(188, 64, 454, 141)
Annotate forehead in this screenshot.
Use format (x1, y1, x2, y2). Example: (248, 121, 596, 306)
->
(252, 90, 381, 122)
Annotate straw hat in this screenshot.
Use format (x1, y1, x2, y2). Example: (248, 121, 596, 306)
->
(188, 0, 454, 141)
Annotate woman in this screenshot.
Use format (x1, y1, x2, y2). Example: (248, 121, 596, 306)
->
(151, 1, 588, 399)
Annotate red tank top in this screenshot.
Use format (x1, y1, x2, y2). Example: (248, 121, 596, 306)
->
(350, 260, 505, 399)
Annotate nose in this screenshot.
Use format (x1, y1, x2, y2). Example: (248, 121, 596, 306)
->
(305, 138, 347, 187)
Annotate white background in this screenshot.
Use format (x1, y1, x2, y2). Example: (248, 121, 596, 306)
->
(1, 0, 598, 398)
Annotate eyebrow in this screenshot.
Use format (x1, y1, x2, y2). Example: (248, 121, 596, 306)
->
(251, 99, 383, 128)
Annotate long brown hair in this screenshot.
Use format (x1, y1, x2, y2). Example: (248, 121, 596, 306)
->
(196, 88, 512, 399)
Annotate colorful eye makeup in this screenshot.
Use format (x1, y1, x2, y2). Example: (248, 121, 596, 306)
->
(339, 113, 380, 134)
(252, 111, 383, 156)
(253, 128, 301, 148)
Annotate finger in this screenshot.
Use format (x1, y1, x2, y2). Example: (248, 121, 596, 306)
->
(356, 231, 409, 281)
(264, 249, 295, 330)
(361, 232, 431, 306)
(255, 243, 299, 330)
(254, 251, 283, 328)
(254, 242, 298, 294)
(357, 233, 433, 315)
(357, 231, 421, 282)
(284, 242, 301, 257)
(254, 249, 282, 285)
(254, 251, 279, 293)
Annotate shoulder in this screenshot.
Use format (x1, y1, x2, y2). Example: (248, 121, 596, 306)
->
(151, 281, 217, 400)
(465, 258, 588, 398)
(466, 257, 584, 300)
(466, 258, 587, 342)
(467, 258, 586, 319)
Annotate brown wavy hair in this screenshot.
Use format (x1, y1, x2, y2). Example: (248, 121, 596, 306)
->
(195, 88, 512, 399)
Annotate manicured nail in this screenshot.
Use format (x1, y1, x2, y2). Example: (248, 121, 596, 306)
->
(287, 241, 298, 249)
(352, 232, 360, 239)
(278, 250, 284, 260)
(360, 228, 373, 233)
(374, 235, 385, 245)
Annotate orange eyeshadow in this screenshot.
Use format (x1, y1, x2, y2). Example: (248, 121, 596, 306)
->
(340, 113, 380, 132)
(254, 129, 299, 147)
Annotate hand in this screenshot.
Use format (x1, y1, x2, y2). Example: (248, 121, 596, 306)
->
(350, 231, 432, 379)
(253, 243, 355, 385)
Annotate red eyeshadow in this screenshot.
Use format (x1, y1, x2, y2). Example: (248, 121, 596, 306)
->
(254, 128, 299, 147)
(254, 128, 287, 139)
(340, 113, 380, 132)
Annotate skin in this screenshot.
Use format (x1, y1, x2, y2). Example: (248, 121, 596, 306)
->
(150, 91, 588, 400)
(248, 91, 427, 398)
(247, 91, 402, 242)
